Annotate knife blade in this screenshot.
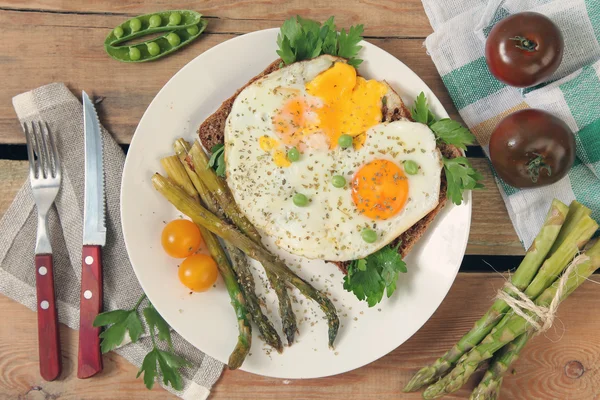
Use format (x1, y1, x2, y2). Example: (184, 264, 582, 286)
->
(78, 91, 106, 379)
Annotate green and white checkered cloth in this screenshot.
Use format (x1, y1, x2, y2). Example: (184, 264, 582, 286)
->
(422, 0, 600, 248)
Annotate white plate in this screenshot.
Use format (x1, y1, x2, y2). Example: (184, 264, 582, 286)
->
(121, 28, 471, 379)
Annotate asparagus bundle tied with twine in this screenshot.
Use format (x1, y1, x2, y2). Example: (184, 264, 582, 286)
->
(405, 200, 599, 399)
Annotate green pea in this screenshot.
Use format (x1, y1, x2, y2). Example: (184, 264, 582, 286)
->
(404, 160, 419, 175)
(287, 147, 300, 162)
(148, 15, 162, 28)
(169, 12, 182, 25)
(361, 228, 377, 243)
(293, 193, 309, 207)
(187, 25, 200, 35)
(129, 47, 141, 61)
(167, 33, 181, 47)
(147, 42, 160, 56)
(113, 26, 124, 39)
(338, 134, 353, 149)
(331, 175, 346, 188)
(129, 18, 142, 33)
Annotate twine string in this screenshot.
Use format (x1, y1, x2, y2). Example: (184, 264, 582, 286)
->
(495, 254, 591, 335)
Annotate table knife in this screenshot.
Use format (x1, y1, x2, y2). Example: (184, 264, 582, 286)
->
(77, 91, 106, 379)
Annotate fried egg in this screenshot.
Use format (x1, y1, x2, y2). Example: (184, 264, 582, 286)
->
(225, 55, 442, 261)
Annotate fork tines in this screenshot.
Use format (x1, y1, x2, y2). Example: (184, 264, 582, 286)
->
(23, 121, 61, 181)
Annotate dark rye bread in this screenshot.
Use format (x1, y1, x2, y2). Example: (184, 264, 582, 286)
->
(197, 58, 461, 274)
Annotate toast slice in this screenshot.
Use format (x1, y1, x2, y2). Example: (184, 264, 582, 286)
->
(198, 58, 461, 273)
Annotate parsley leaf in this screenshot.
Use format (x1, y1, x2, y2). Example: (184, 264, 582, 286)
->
(411, 92, 436, 126)
(136, 348, 190, 391)
(209, 144, 226, 177)
(95, 306, 143, 353)
(276, 36, 295, 65)
(94, 295, 191, 392)
(137, 349, 158, 389)
(93, 309, 130, 327)
(156, 350, 189, 390)
(411, 92, 484, 204)
(144, 303, 173, 350)
(430, 119, 476, 151)
(277, 16, 364, 67)
(444, 157, 485, 205)
(372, 245, 407, 298)
(137, 302, 191, 391)
(343, 245, 407, 306)
(337, 25, 364, 67)
(320, 17, 338, 55)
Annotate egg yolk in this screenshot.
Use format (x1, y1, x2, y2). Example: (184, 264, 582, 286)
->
(257, 136, 291, 167)
(272, 62, 388, 149)
(259, 135, 278, 151)
(351, 159, 409, 220)
(272, 149, 291, 167)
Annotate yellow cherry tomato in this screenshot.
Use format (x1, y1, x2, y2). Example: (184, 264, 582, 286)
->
(178, 254, 219, 292)
(161, 219, 203, 258)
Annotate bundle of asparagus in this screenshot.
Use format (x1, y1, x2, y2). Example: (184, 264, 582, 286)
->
(404, 199, 599, 399)
(155, 139, 339, 369)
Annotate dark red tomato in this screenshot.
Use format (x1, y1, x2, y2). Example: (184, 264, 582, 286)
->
(485, 12, 564, 88)
(489, 109, 575, 188)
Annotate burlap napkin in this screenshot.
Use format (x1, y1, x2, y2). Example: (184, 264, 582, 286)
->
(422, 0, 600, 248)
(0, 83, 223, 399)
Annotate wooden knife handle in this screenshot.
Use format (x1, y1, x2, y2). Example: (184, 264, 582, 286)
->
(77, 245, 103, 378)
(35, 254, 62, 381)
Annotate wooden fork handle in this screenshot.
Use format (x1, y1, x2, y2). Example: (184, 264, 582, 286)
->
(35, 254, 62, 381)
(77, 245, 103, 378)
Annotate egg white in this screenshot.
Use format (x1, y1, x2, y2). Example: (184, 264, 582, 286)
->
(224, 57, 443, 261)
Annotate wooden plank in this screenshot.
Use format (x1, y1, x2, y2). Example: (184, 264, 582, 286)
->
(0, 9, 460, 145)
(470, 158, 524, 256)
(2, 273, 599, 399)
(0, 159, 522, 255)
(0, 0, 433, 37)
(0, 297, 171, 399)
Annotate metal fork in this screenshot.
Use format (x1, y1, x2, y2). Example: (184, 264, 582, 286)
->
(23, 121, 62, 381)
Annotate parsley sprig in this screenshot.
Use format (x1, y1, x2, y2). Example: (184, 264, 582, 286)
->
(411, 92, 483, 205)
(343, 244, 407, 307)
(93, 294, 191, 391)
(209, 143, 226, 177)
(277, 16, 364, 67)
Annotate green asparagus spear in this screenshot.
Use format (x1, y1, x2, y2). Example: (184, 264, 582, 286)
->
(186, 140, 298, 346)
(227, 246, 283, 352)
(160, 155, 200, 202)
(198, 223, 251, 369)
(469, 330, 533, 400)
(152, 173, 339, 348)
(188, 141, 262, 243)
(487, 377, 503, 400)
(522, 214, 598, 299)
(403, 199, 570, 391)
(424, 239, 600, 399)
(160, 163, 251, 369)
(174, 139, 284, 352)
(548, 201, 591, 256)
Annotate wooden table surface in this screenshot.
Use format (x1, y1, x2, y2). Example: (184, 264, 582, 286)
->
(1, 1, 598, 399)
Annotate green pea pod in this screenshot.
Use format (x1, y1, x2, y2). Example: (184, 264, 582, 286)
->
(105, 10, 202, 47)
(105, 19, 208, 63)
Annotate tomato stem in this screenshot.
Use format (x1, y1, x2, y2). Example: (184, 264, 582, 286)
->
(527, 153, 552, 183)
(510, 36, 537, 52)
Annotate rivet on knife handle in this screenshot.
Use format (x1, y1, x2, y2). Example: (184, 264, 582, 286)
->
(77, 245, 103, 378)
(35, 253, 62, 381)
